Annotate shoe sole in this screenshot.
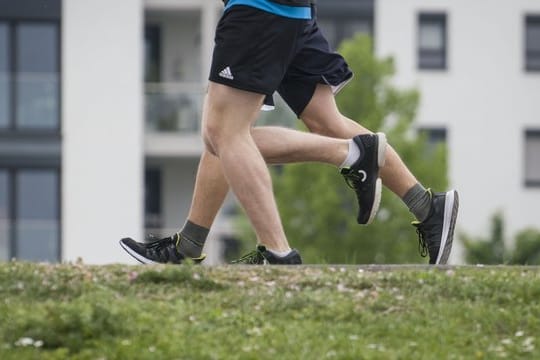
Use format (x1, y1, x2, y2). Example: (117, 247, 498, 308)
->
(365, 133, 387, 225)
(118, 239, 159, 265)
(435, 190, 459, 264)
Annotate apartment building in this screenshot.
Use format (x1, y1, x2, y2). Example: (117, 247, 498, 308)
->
(0, 0, 538, 263)
(376, 0, 540, 259)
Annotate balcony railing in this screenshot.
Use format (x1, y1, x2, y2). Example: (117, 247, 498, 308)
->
(145, 83, 204, 133)
(145, 83, 299, 135)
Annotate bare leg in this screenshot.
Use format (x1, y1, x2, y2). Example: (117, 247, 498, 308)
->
(185, 126, 349, 232)
(203, 83, 290, 252)
(187, 150, 229, 229)
(186, 84, 418, 232)
(300, 84, 418, 198)
(203, 82, 367, 252)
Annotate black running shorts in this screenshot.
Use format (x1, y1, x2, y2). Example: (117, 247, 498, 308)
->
(209, 5, 353, 117)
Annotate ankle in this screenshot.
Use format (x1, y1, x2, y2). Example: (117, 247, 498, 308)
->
(177, 220, 209, 258)
(403, 184, 432, 222)
(339, 139, 361, 169)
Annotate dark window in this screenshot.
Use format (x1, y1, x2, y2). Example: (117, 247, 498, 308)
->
(0, 20, 60, 131)
(15, 170, 59, 261)
(418, 13, 447, 70)
(525, 130, 540, 187)
(423, 127, 447, 144)
(418, 127, 447, 154)
(145, 168, 162, 229)
(0, 168, 60, 262)
(145, 25, 161, 83)
(525, 16, 540, 71)
(0, 170, 9, 261)
(0, 1, 61, 262)
(16, 23, 59, 129)
(318, 18, 372, 49)
(0, 23, 9, 129)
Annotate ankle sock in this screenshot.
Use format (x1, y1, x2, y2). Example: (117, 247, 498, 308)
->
(402, 183, 432, 222)
(177, 220, 209, 258)
(340, 139, 361, 169)
(267, 248, 292, 258)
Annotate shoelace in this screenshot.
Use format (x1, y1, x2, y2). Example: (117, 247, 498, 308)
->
(413, 223, 428, 258)
(146, 233, 182, 260)
(231, 249, 265, 264)
(341, 168, 364, 190)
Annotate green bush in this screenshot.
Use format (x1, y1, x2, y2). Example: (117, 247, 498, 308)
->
(461, 212, 540, 265)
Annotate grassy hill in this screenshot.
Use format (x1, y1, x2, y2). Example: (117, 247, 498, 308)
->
(0, 262, 539, 359)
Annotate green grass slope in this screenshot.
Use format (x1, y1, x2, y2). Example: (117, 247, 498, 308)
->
(0, 262, 539, 359)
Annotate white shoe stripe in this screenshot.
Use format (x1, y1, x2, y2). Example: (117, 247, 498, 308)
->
(436, 190, 456, 264)
(119, 240, 158, 265)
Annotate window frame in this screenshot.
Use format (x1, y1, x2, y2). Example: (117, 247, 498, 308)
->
(0, 18, 61, 135)
(417, 12, 448, 71)
(525, 15, 540, 72)
(524, 129, 540, 188)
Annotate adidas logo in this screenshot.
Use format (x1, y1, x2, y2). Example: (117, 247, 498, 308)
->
(219, 66, 234, 80)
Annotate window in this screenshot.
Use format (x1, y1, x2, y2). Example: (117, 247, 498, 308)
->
(0, 169, 60, 262)
(525, 16, 540, 71)
(15, 170, 60, 261)
(318, 18, 372, 49)
(145, 24, 161, 83)
(525, 130, 540, 187)
(0, 1, 61, 262)
(145, 168, 162, 230)
(16, 23, 59, 129)
(418, 13, 447, 70)
(418, 127, 447, 154)
(0, 171, 9, 261)
(0, 21, 60, 131)
(0, 23, 9, 129)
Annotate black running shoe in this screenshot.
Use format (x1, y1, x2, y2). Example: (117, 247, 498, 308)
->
(119, 233, 206, 264)
(340, 133, 387, 225)
(413, 190, 459, 265)
(231, 245, 302, 265)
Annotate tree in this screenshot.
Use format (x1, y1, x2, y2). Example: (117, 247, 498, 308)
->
(511, 229, 540, 265)
(461, 212, 506, 264)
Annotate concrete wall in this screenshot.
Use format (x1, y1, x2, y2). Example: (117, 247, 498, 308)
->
(62, 0, 144, 264)
(376, 0, 540, 259)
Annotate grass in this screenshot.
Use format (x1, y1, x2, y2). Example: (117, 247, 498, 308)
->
(0, 262, 539, 359)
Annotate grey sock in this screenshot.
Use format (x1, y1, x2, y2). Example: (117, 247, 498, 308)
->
(402, 183, 432, 222)
(177, 220, 209, 258)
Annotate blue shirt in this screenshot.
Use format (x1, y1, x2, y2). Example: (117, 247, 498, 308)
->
(224, 0, 312, 20)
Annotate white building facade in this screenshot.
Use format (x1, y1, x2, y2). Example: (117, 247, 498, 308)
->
(376, 0, 540, 259)
(0, 0, 539, 263)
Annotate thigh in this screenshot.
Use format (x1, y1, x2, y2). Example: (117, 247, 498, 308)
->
(299, 84, 368, 138)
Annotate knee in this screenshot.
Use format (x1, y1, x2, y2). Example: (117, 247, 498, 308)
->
(202, 121, 221, 157)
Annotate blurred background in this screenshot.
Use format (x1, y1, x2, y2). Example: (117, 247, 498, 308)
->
(0, 0, 539, 265)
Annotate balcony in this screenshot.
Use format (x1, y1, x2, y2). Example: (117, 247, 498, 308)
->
(144, 83, 205, 157)
(145, 82, 204, 134)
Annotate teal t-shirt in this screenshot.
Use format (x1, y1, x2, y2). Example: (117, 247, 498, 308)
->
(224, 0, 312, 20)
